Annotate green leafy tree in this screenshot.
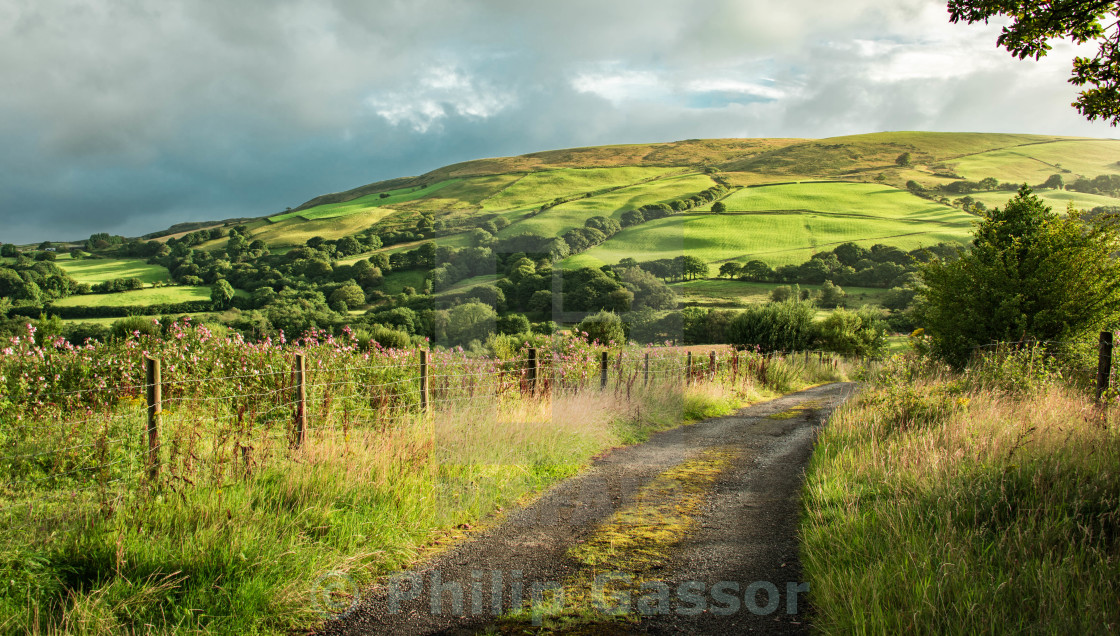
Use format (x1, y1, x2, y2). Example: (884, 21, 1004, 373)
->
(726, 299, 817, 352)
(895, 152, 912, 167)
(576, 310, 626, 345)
(718, 262, 742, 278)
(329, 283, 366, 312)
(496, 313, 531, 335)
(948, 0, 1120, 124)
(443, 302, 496, 347)
(1041, 173, 1065, 189)
(917, 186, 1120, 366)
(711, 201, 727, 214)
(817, 308, 887, 357)
(816, 280, 847, 308)
(210, 279, 236, 309)
(679, 255, 708, 280)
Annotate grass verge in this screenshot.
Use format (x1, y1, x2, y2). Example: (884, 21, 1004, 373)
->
(800, 355, 1120, 633)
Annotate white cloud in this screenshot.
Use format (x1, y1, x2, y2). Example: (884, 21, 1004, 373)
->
(571, 69, 666, 104)
(367, 67, 513, 132)
(684, 77, 787, 101)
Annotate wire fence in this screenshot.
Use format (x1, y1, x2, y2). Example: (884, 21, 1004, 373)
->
(0, 340, 843, 516)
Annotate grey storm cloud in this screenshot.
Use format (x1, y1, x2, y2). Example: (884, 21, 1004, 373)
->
(0, 0, 1115, 243)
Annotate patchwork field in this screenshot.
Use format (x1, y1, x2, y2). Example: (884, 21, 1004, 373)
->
(27, 132, 1120, 314)
(480, 166, 678, 212)
(56, 258, 172, 286)
(669, 279, 893, 309)
(968, 188, 1120, 213)
(51, 286, 212, 307)
(947, 139, 1120, 184)
(564, 182, 974, 270)
(269, 179, 464, 222)
(499, 173, 717, 237)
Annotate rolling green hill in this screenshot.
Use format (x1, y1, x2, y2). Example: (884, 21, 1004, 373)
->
(39, 132, 1120, 315)
(246, 132, 1120, 263)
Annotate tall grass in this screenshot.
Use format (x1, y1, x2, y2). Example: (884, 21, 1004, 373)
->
(801, 353, 1120, 633)
(0, 323, 846, 634)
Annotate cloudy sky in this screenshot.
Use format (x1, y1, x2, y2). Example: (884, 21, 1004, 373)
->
(1, 0, 1115, 244)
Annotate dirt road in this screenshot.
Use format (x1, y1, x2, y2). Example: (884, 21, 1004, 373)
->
(316, 382, 857, 635)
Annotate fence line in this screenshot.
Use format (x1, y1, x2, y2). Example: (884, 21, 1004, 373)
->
(1, 344, 848, 515)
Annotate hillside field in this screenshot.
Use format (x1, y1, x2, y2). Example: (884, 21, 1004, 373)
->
(51, 286, 213, 307)
(56, 258, 172, 286)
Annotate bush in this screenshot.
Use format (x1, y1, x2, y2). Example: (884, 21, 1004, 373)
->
(726, 300, 816, 352)
(576, 311, 625, 345)
(496, 313, 530, 336)
(362, 324, 412, 350)
(816, 308, 888, 358)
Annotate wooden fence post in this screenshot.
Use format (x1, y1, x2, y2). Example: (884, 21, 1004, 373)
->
(1097, 331, 1113, 401)
(600, 351, 608, 390)
(709, 350, 716, 379)
(293, 352, 307, 448)
(144, 356, 161, 481)
(644, 352, 650, 386)
(527, 347, 538, 396)
(419, 349, 429, 412)
(686, 351, 692, 386)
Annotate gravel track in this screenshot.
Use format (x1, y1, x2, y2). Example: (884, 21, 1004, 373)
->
(315, 382, 857, 635)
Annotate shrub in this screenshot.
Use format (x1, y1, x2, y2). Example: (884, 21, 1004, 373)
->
(817, 308, 887, 358)
(576, 310, 625, 345)
(726, 300, 816, 352)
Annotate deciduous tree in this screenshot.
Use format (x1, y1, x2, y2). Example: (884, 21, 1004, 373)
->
(917, 186, 1120, 366)
(948, 0, 1120, 124)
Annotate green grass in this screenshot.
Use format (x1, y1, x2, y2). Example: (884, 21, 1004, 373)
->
(380, 270, 428, 295)
(480, 167, 676, 212)
(248, 212, 387, 248)
(948, 138, 1120, 184)
(968, 187, 1120, 213)
(562, 182, 972, 269)
(670, 279, 892, 309)
(52, 286, 212, 307)
(567, 211, 971, 270)
(56, 258, 173, 286)
(0, 335, 851, 634)
(270, 179, 464, 222)
(499, 173, 715, 237)
(801, 360, 1120, 633)
(433, 274, 501, 297)
(707, 182, 966, 222)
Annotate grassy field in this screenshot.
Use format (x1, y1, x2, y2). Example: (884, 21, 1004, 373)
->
(52, 286, 212, 307)
(56, 258, 173, 286)
(802, 356, 1120, 632)
(380, 269, 428, 295)
(704, 182, 966, 221)
(480, 167, 676, 212)
(567, 210, 971, 270)
(968, 187, 1120, 213)
(433, 274, 501, 296)
(948, 138, 1120, 184)
(248, 211, 387, 248)
(560, 182, 973, 269)
(270, 179, 464, 222)
(669, 278, 892, 309)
